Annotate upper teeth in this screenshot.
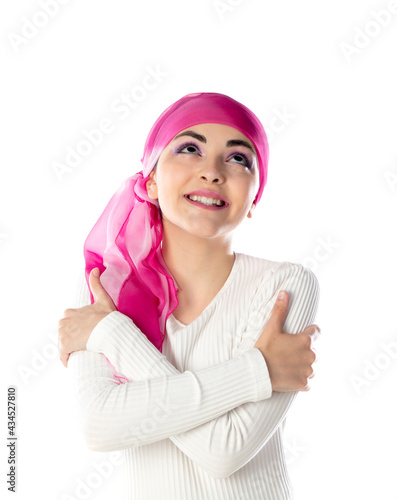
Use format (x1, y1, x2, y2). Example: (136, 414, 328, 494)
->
(187, 195, 224, 206)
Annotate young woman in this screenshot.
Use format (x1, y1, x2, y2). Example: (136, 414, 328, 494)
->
(58, 92, 321, 499)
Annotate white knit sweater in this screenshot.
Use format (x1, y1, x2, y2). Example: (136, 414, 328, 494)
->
(69, 252, 320, 499)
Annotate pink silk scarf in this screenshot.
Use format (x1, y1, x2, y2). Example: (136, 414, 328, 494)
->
(83, 92, 269, 365)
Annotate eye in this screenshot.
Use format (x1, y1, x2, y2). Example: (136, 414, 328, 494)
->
(229, 152, 253, 169)
(176, 142, 201, 155)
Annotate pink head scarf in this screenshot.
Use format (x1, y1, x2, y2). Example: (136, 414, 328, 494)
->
(83, 92, 269, 355)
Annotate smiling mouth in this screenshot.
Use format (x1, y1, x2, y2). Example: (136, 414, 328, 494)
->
(185, 194, 226, 207)
(185, 195, 229, 210)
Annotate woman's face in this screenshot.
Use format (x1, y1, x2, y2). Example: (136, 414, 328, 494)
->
(146, 123, 260, 240)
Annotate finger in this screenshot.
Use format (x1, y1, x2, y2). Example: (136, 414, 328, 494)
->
(266, 290, 289, 333)
(89, 268, 116, 309)
(89, 268, 101, 302)
(58, 335, 69, 367)
(308, 325, 321, 343)
(60, 351, 68, 368)
(311, 346, 319, 364)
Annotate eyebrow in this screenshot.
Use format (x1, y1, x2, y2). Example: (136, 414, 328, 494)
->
(172, 130, 256, 155)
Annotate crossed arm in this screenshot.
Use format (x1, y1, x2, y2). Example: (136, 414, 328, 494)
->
(68, 262, 319, 478)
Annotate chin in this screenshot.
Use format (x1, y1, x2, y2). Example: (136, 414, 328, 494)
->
(186, 223, 234, 240)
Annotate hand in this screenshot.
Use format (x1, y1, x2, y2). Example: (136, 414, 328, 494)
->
(253, 290, 321, 392)
(58, 268, 118, 368)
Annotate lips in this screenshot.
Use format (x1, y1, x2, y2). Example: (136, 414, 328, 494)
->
(185, 190, 229, 206)
(184, 195, 229, 211)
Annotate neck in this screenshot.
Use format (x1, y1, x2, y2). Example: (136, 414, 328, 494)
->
(160, 222, 235, 300)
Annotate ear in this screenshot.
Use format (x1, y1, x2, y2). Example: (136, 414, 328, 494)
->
(146, 170, 158, 200)
(247, 203, 256, 219)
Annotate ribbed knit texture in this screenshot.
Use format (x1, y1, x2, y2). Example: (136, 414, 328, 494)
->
(68, 252, 320, 500)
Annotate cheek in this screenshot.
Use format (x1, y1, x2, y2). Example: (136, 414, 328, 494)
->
(158, 165, 187, 191)
(234, 177, 258, 203)
(247, 175, 260, 202)
(154, 171, 182, 208)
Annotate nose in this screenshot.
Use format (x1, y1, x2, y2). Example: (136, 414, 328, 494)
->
(198, 157, 226, 184)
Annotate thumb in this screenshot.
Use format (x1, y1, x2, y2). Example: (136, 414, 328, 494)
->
(89, 268, 108, 303)
(267, 290, 289, 334)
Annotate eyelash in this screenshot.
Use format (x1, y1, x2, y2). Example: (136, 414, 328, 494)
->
(175, 141, 253, 169)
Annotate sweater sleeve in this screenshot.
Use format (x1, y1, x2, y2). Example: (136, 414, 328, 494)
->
(68, 270, 273, 454)
(70, 262, 319, 478)
(169, 262, 320, 478)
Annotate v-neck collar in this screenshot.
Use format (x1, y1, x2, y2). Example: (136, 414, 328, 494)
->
(168, 252, 241, 330)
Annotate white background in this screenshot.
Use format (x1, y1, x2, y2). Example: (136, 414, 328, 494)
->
(1, 1, 397, 499)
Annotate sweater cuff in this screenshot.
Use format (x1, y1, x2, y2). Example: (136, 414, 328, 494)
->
(245, 348, 273, 400)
